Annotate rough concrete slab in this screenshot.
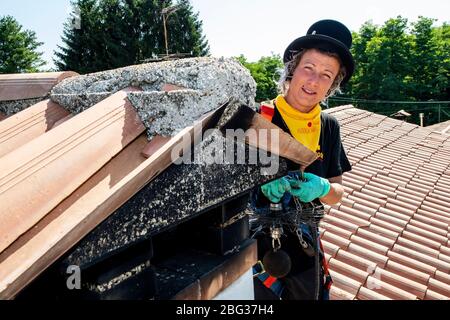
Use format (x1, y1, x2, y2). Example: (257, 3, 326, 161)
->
(0, 97, 46, 116)
(50, 57, 256, 138)
(49, 93, 111, 114)
(127, 90, 222, 139)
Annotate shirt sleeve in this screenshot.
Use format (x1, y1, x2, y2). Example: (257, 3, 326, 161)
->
(326, 119, 351, 178)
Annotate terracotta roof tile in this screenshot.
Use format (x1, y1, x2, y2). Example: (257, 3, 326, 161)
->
(0, 134, 149, 298)
(376, 267, 427, 299)
(432, 189, 450, 198)
(386, 198, 419, 213)
(371, 176, 403, 189)
(357, 286, 392, 300)
(0, 99, 70, 158)
(413, 212, 449, 229)
(396, 237, 440, 258)
(322, 232, 351, 249)
(372, 212, 409, 228)
(385, 260, 430, 285)
(440, 246, 450, 256)
(339, 197, 356, 208)
(367, 224, 400, 240)
(385, 199, 415, 218)
(392, 244, 450, 273)
(404, 224, 448, 244)
(349, 235, 390, 255)
(364, 276, 418, 300)
(427, 193, 449, 204)
(424, 289, 449, 300)
(328, 258, 370, 284)
(347, 243, 389, 267)
(434, 270, 450, 285)
(359, 187, 389, 200)
(329, 286, 356, 300)
(329, 208, 371, 228)
(334, 249, 378, 273)
(427, 278, 450, 297)
(377, 207, 412, 223)
(364, 183, 396, 198)
(342, 179, 363, 191)
(420, 203, 450, 216)
(349, 167, 376, 179)
(355, 228, 396, 248)
(319, 221, 353, 239)
(322, 213, 361, 232)
(387, 250, 437, 275)
(395, 195, 422, 207)
(328, 270, 362, 296)
(408, 219, 448, 237)
(321, 240, 341, 259)
(369, 217, 404, 234)
(367, 180, 397, 193)
(401, 230, 442, 250)
(338, 204, 373, 221)
(0, 72, 78, 101)
(352, 203, 378, 216)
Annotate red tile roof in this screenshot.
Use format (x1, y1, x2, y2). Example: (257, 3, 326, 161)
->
(427, 120, 450, 135)
(0, 72, 78, 101)
(0, 99, 70, 157)
(323, 105, 450, 300)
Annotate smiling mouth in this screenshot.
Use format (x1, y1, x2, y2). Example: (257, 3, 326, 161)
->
(302, 87, 316, 95)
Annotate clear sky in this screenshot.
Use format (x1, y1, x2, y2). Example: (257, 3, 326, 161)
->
(1, 0, 449, 69)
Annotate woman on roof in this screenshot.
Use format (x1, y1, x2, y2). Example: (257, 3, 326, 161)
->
(251, 19, 354, 300)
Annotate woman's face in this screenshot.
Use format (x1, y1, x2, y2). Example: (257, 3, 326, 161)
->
(285, 49, 340, 112)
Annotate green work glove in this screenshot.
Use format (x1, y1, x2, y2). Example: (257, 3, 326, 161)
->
(289, 172, 331, 202)
(261, 177, 292, 203)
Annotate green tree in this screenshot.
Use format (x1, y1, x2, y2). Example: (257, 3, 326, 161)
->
(54, 0, 209, 73)
(331, 16, 450, 126)
(237, 54, 283, 102)
(431, 21, 450, 100)
(346, 21, 378, 97)
(0, 15, 45, 73)
(165, 0, 209, 56)
(361, 16, 413, 100)
(54, 0, 102, 74)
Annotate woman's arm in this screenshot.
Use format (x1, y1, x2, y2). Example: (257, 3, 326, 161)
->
(319, 175, 344, 205)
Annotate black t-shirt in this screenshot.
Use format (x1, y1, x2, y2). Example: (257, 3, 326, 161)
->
(252, 103, 352, 299)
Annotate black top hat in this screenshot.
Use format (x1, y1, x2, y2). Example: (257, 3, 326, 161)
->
(283, 19, 355, 84)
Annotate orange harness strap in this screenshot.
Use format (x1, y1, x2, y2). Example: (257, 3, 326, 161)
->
(260, 102, 275, 122)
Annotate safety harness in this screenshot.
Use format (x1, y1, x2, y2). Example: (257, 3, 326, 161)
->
(253, 101, 333, 299)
